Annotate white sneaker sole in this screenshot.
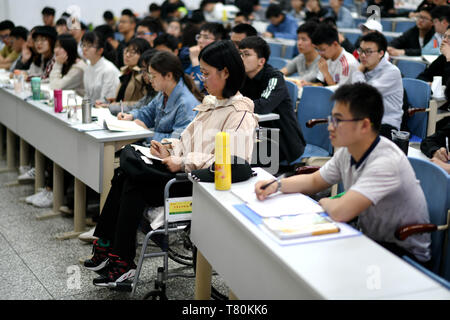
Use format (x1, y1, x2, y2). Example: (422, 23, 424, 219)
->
(85, 258, 109, 272)
(93, 269, 135, 287)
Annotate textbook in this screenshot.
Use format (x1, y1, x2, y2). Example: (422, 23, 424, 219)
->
(261, 212, 340, 240)
(103, 118, 145, 132)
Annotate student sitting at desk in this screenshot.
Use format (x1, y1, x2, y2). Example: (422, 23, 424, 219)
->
(117, 51, 201, 142)
(421, 6, 450, 55)
(84, 40, 258, 286)
(387, 6, 435, 56)
(255, 82, 432, 266)
(262, 3, 299, 40)
(25, 26, 57, 81)
(420, 115, 450, 173)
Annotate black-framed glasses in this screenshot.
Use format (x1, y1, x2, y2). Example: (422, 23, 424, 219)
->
(327, 115, 364, 128)
(356, 48, 379, 56)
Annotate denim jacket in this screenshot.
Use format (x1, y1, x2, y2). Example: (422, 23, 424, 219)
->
(130, 79, 199, 142)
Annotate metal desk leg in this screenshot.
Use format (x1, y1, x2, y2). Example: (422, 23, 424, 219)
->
(34, 150, 45, 192)
(36, 163, 63, 220)
(56, 178, 87, 240)
(100, 142, 115, 212)
(195, 250, 212, 300)
(0, 124, 4, 160)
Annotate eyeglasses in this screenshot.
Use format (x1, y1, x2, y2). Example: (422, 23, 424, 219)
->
(327, 115, 364, 128)
(195, 33, 214, 41)
(416, 15, 432, 22)
(34, 37, 49, 44)
(239, 51, 255, 58)
(137, 31, 154, 37)
(356, 48, 379, 56)
(124, 48, 138, 56)
(315, 46, 329, 54)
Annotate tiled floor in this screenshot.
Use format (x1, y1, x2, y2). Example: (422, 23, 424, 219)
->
(0, 159, 227, 300)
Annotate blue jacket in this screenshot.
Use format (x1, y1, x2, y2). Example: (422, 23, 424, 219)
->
(266, 14, 298, 40)
(130, 79, 199, 142)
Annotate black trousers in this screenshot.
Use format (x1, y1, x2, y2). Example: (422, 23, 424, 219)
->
(93, 166, 192, 261)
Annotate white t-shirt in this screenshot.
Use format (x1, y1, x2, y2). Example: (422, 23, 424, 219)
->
(319, 136, 431, 262)
(317, 48, 359, 89)
(83, 57, 120, 102)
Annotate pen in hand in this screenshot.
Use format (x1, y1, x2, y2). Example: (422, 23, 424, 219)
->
(261, 174, 285, 190)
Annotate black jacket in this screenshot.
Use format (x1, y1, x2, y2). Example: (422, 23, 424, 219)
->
(417, 54, 450, 85)
(420, 117, 450, 158)
(240, 64, 306, 163)
(389, 25, 435, 56)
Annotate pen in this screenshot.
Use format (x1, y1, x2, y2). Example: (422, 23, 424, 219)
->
(330, 191, 346, 199)
(446, 137, 449, 154)
(120, 100, 123, 115)
(261, 174, 285, 190)
(161, 142, 172, 145)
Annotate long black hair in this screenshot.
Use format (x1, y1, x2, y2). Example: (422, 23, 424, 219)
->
(55, 34, 79, 76)
(149, 51, 204, 101)
(138, 48, 157, 98)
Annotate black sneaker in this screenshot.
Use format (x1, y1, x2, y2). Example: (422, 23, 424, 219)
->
(84, 239, 110, 272)
(93, 253, 136, 287)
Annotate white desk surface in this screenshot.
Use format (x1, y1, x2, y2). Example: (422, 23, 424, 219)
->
(190, 167, 450, 299)
(256, 113, 280, 122)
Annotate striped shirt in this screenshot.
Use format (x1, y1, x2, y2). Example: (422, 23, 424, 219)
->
(317, 48, 359, 88)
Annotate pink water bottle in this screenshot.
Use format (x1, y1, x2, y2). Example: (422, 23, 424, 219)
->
(54, 89, 63, 113)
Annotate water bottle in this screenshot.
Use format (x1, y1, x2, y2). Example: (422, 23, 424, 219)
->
(81, 96, 92, 123)
(215, 132, 231, 190)
(13, 70, 24, 93)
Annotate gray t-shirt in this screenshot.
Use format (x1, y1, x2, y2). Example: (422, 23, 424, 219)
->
(319, 136, 431, 262)
(285, 54, 321, 82)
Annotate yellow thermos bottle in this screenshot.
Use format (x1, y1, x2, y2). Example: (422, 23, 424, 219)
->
(215, 132, 231, 190)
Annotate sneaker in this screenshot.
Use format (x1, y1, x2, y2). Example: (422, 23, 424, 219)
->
(59, 205, 74, 216)
(19, 165, 31, 175)
(79, 227, 98, 243)
(84, 239, 110, 272)
(18, 167, 35, 183)
(25, 188, 45, 204)
(93, 253, 136, 286)
(32, 189, 53, 208)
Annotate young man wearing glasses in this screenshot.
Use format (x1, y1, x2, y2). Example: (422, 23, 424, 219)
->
(255, 82, 432, 267)
(388, 6, 435, 56)
(352, 31, 403, 140)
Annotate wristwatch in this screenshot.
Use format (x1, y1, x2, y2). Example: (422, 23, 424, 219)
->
(276, 178, 282, 193)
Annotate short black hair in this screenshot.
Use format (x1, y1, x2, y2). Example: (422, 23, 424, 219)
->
(0, 20, 15, 31)
(265, 4, 283, 19)
(149, 3, 161, 12)
(121, 9, 137, 23)
(154, 33, 180, 51)
(296, 21, 318, 39)
(235, 11, 250, 20)
(199, 22, 227, 40)
(231, 23, 257, 37)
(94, 24, 115, 41)
(431, 5, 450, 22)
(127, 37, 152, 55)
(311, 23, 339, 46)
(42, 7, 55, 16)
(238, 36, 270, 62)
(56, 18, 67, 26)
(360, 31, 387, 53)
(332, 83, 384, 133)
(138, 17, 163, 34)
(103, 10, 114, 21)
(10, 26, 28, 41)
(199, 40, 246, 98)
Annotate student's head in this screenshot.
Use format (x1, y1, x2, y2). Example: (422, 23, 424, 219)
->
(443, 26, 450, 48)
(42, 7, 55, 26)
(231, 23, 257, 48)
(199, 40, 246, 99)
(238, 36, 270, 79)
(119, 9, 137, 35)
(234, 11, 250, 25)
(69, 20, 87, 43)
(196, 22, 226, 50)
(329, 83, 383, 147)
(9, 26, 28, 53)
(55, 34, 79, 75)
(0, 20, 15, 47)
(311, 24, 341, 60)
(103, 10, 115, 26)
(32, 26, 57, 57)
(359, 19, 383, 36)
(137, 18, 161, 46)
(181, 22, 200, 47)
(431, 6, 450, 35)
(306, 0, 322, 12)
(138, 49, 157, 95)
(149, 3, 162, 19)
(329, 0, 344, 10)
(167, 19, 182, 38)
(296, 21, 318, 54)
(416, 7, 434, 31)
(124, 38, 151, 68)
(154, 33, 180, 55)
(200, 0, 218, 13)
(358, 31, 387, 71)
(81, 31, 107, 61)
(265, 4, 285, 26)
(56, 18, 69, 35)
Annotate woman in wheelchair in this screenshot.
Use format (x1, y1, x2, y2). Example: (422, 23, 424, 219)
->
(85, 40, 258, 287)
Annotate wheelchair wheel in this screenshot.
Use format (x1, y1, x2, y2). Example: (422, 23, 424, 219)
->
(143, 290, 168, 300)
(167, 224, 194, 267)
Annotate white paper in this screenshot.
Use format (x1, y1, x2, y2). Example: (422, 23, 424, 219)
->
(131, 144, 162, 162)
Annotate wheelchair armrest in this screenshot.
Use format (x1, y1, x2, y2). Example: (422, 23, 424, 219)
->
(395, 223, 437, 241)
(295, 165, 321, 175)
(306, 118, 328, 128)
(176, 173, 189, 181)
(408, 108, 428, 117)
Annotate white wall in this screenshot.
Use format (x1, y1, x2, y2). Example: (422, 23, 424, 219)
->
(1, 0, 165, 29)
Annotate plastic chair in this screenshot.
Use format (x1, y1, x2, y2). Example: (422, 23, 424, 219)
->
(381, 20, 393, 32)
(397, 60, 427, 79)
(285, 79, 299, 111)
(394, 21, 416, 33)
(268, 42, 282, 58)
(344, 32, 360, 47)
(283, 44, 296, 59)
(403, 78, 431, 142)
(396, 157, 449, 281)
(293, 86, 334, 165)
(268, 56, 288, 70)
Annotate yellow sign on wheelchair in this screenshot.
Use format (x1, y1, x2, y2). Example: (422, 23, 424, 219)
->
(166, 196, 192, 222)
